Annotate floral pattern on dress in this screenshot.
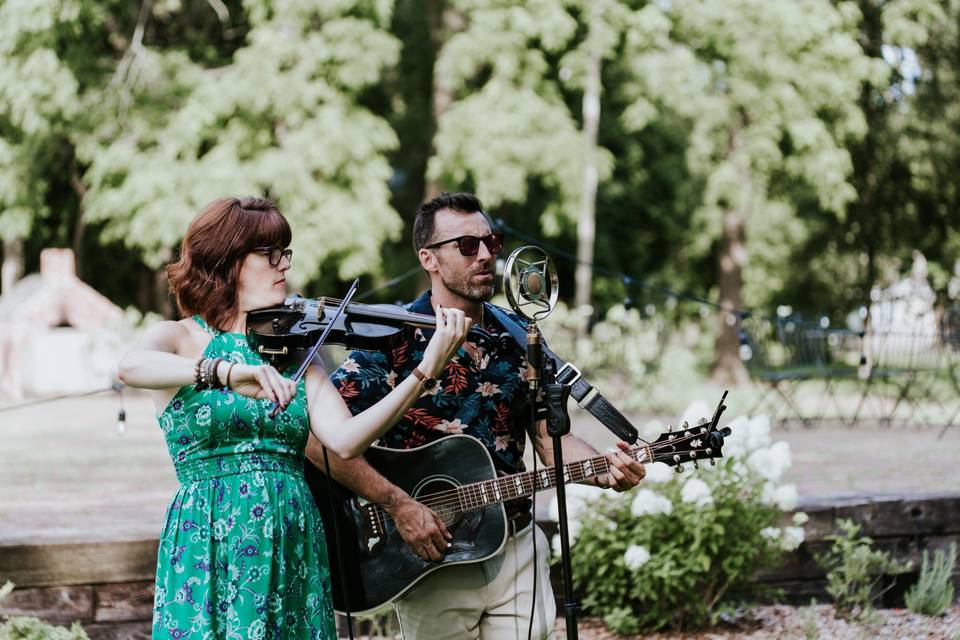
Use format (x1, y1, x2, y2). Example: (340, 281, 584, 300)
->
(153, 316, 336, 639)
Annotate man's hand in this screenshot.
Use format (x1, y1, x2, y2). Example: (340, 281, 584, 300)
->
(385, 495, 452, 562)
(598, 441, 646, 491)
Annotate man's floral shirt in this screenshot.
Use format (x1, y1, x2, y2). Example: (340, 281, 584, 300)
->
(331, 291, 535, 518)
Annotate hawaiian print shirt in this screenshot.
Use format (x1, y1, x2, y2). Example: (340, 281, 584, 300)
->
(331, 290, 537, 518)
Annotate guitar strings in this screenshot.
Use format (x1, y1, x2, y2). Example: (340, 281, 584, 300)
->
(372, 431, 715, 517)
(366, 430, 721, 524)
(368, 447, 720, 530)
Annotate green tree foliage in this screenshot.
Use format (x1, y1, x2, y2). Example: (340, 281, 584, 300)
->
(2, 0, 959, 360)
(428, 0, 603, 227)
(82, 0, 405, 281)
(615, 0, 884, 379)
(0, 0, 405, 299)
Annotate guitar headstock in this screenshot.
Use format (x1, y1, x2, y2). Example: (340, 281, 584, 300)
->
(649, 391, 732, 473)
(649, 421, 732, 472)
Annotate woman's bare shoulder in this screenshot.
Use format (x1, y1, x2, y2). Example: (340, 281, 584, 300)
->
(134, 318, 205, 353)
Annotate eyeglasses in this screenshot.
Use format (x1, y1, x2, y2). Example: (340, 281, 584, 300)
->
(425, 233, 505, 257)
(253, 246, 293, 267)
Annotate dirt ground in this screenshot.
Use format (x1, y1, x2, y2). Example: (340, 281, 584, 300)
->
(559, 605, 960, 640)
(1, 391, 958, 545)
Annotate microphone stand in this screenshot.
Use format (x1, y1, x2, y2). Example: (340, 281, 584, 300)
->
(527, 323, 579, 640)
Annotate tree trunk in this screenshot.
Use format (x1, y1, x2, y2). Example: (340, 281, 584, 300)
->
(424, 1, 464, 201)
(1, 237, 25, 295)
(155, 268, 173, 319)
(69, 154, 87, 279)
(574, 47, 602, 338)
(712, 209, 750, 385)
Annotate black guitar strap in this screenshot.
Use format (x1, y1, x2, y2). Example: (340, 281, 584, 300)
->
(484, 303, 639, 444)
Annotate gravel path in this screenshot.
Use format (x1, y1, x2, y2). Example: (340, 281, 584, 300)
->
(558, 605, 960, 639)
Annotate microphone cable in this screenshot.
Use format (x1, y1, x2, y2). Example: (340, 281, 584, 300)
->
(527, 400, 538, 640)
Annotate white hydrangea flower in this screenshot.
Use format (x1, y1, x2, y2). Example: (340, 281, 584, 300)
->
(568, 519, 583, 543)
(630, 488, 674, 517)
(747, 441, 792, 482)
(774, 484, 798, 511)
(547, 483, 608, 544)
(643, 462, 674, 484)
(723, 414, 773, 459)
(680, 478, 714, 507)
(759, 526, 781, 540)
(679, 400, 711, 432)
(780, 526, 805, 551)
(639, 419, 666, 442)
(548, 483, 606, 522)
(792, 511, 809, 525)
(624, 544, 651, 570)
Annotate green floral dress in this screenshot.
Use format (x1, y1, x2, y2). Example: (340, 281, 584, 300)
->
(152, 317, 336, 639)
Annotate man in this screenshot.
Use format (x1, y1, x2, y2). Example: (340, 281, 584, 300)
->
(306, 192, 645, 639)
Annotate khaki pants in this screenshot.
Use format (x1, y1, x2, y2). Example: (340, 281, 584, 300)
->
(394, 524, 556, 639)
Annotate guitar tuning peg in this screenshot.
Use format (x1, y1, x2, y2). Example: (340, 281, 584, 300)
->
(667, 424, 673, 432)
(692, 460, 699, 470)
(682, 421, 689, 429)
(709, 459, 716, 466)
(675, 464, 684, 473)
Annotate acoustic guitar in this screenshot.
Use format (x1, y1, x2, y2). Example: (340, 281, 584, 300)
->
(304, 422, 731, 614)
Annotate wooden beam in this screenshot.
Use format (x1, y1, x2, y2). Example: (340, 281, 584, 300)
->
(0, 539, 157, 588)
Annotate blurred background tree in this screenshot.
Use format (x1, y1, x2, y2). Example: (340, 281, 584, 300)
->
(1, 0, 957, 379)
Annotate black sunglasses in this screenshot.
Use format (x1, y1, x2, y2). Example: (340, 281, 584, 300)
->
(425, 232, 505, 257)
(253, 246, 293, 267)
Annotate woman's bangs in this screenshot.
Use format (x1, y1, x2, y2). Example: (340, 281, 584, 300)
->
(249, 206, 292, 249)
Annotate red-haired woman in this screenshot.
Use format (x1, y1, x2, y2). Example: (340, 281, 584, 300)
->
(119, 197, 469, 638)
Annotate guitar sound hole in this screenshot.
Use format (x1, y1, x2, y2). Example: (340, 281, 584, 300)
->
(413, 477, 461, 527)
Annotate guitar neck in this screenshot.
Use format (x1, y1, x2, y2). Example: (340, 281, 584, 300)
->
(369, 444, 654, 523)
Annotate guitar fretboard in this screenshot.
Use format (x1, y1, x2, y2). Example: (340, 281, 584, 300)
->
(362, 444, 654, 534)
(450, 445, 653, 512)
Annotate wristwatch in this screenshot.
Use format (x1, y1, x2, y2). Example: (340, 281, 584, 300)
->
(412, 367, 438, 392)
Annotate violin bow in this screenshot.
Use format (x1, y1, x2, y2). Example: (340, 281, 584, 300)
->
(269, 278, 360, 417)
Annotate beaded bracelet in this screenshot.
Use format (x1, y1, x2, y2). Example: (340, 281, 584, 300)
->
(193, 357, 206, 390)
(208, 357, 223, 390)
(195, 357, 219, 391)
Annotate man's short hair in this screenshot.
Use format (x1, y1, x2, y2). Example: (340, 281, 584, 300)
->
(412, 192, 485, 252)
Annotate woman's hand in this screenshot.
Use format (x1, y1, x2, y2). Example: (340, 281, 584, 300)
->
(419, 305, 472, 376)
(228, 363, 298, 408)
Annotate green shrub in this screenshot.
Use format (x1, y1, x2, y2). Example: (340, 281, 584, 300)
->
(557, 413, 806, 633)
(0, 582, 90, 640)
(816, 519, 911, 619)
(905, 543, 957, 616)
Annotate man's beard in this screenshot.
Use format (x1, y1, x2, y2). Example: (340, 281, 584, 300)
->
(439, 265, 495, 303)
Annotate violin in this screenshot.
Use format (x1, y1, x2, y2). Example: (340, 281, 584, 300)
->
(246, 294, 496, 367)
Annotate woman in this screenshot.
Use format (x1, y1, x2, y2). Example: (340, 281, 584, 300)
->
(118, 196, 469, 638)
